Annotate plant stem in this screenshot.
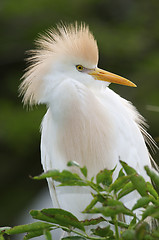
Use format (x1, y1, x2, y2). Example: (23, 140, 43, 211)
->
(60, 225, 109, 240)
(114, 216, 120, 240)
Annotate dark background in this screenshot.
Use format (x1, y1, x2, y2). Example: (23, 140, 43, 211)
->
(0, 0, 159, 227)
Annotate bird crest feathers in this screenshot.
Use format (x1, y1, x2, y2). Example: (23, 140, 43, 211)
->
(19, 23, 98, 105)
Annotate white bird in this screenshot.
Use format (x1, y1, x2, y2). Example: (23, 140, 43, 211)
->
(20, 23, 157, 229)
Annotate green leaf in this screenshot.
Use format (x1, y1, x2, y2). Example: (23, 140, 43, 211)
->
(93, 193, 108, 203)
(0, 227, 11, 234)
(135, 221, 150, 240)
(33, 170, 60, 180)
(81, 217, 106, 226)
(62, 237, 86, 240)
(67, 161, 87, 177)
(30, 208, 85, 231)
(88, 181, 104, 192)
(120, 161, 136, 175)
(121, 229, 136, 240)
(132, 196, 152, 211)
(144, 235, 157, 240)
(146, 182, 158, 199)
(109, 220, 129, 229)
(55, 170, 87, 186)
(117, 168, 125, 178)
(0, 235, 5, 240)
(44, 230, 52, 240)
(67, 161, 80, 167)
(84, 195, 122, 213)
(131, 175, 148, 197)
(105, 198, 123, 207)
(152, 227, 159, 237)
(83, 196, 98, 212)
(142, 205, 159, 220)
(109, 175, 130, 193)
(145, 166, 159, 188)
(24, 230, 45, 240)
(91, 176, 94, 182)
(91, 225, 114, 237)
(151, 210, 159, 219)
(80, 166, 87, 178)
(120, 161, 148, 197)
(142, 205, 155, 220)
(128, 216, 137, 229)
(117, 182, 135, 199)
(96, 169, 113, 187)
(34, 170, 87, 186)
(5, 222, 53, 235)
(87, 205, 134, 217)
(59, 180, 87, 187)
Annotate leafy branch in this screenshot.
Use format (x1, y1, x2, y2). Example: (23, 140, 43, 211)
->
(1, 161, 159, 239)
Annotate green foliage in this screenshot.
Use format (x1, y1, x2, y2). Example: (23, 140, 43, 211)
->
(30, 209, 85, 231)
(1, 162, 159, 239)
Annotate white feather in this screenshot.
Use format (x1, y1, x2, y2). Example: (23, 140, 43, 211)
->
(41, 78, 151, 220)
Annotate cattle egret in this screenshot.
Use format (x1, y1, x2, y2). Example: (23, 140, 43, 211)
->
(20, 23, 157, 230)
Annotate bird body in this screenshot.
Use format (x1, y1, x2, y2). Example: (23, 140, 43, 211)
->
(41, 81, 150, 179)
(20, 23, 155, 225)
(40, 80, 151, 219)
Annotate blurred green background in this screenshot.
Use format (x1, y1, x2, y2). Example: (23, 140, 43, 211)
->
(0, 0, 159, 227)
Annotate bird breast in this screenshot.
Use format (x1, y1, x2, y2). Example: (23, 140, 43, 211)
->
(41, 78, 118, 177)
(41, 78, 151, 180)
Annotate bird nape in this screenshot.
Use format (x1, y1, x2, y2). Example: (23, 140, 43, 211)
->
(20, 23, 157, 236)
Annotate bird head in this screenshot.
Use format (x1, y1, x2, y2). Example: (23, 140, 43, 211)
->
(20, 23, 136, 106)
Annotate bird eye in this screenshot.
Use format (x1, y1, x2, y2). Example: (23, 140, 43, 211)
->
(76, 65, 84, 72)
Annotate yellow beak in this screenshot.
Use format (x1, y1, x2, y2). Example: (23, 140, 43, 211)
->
(89, 67, 136, 87)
